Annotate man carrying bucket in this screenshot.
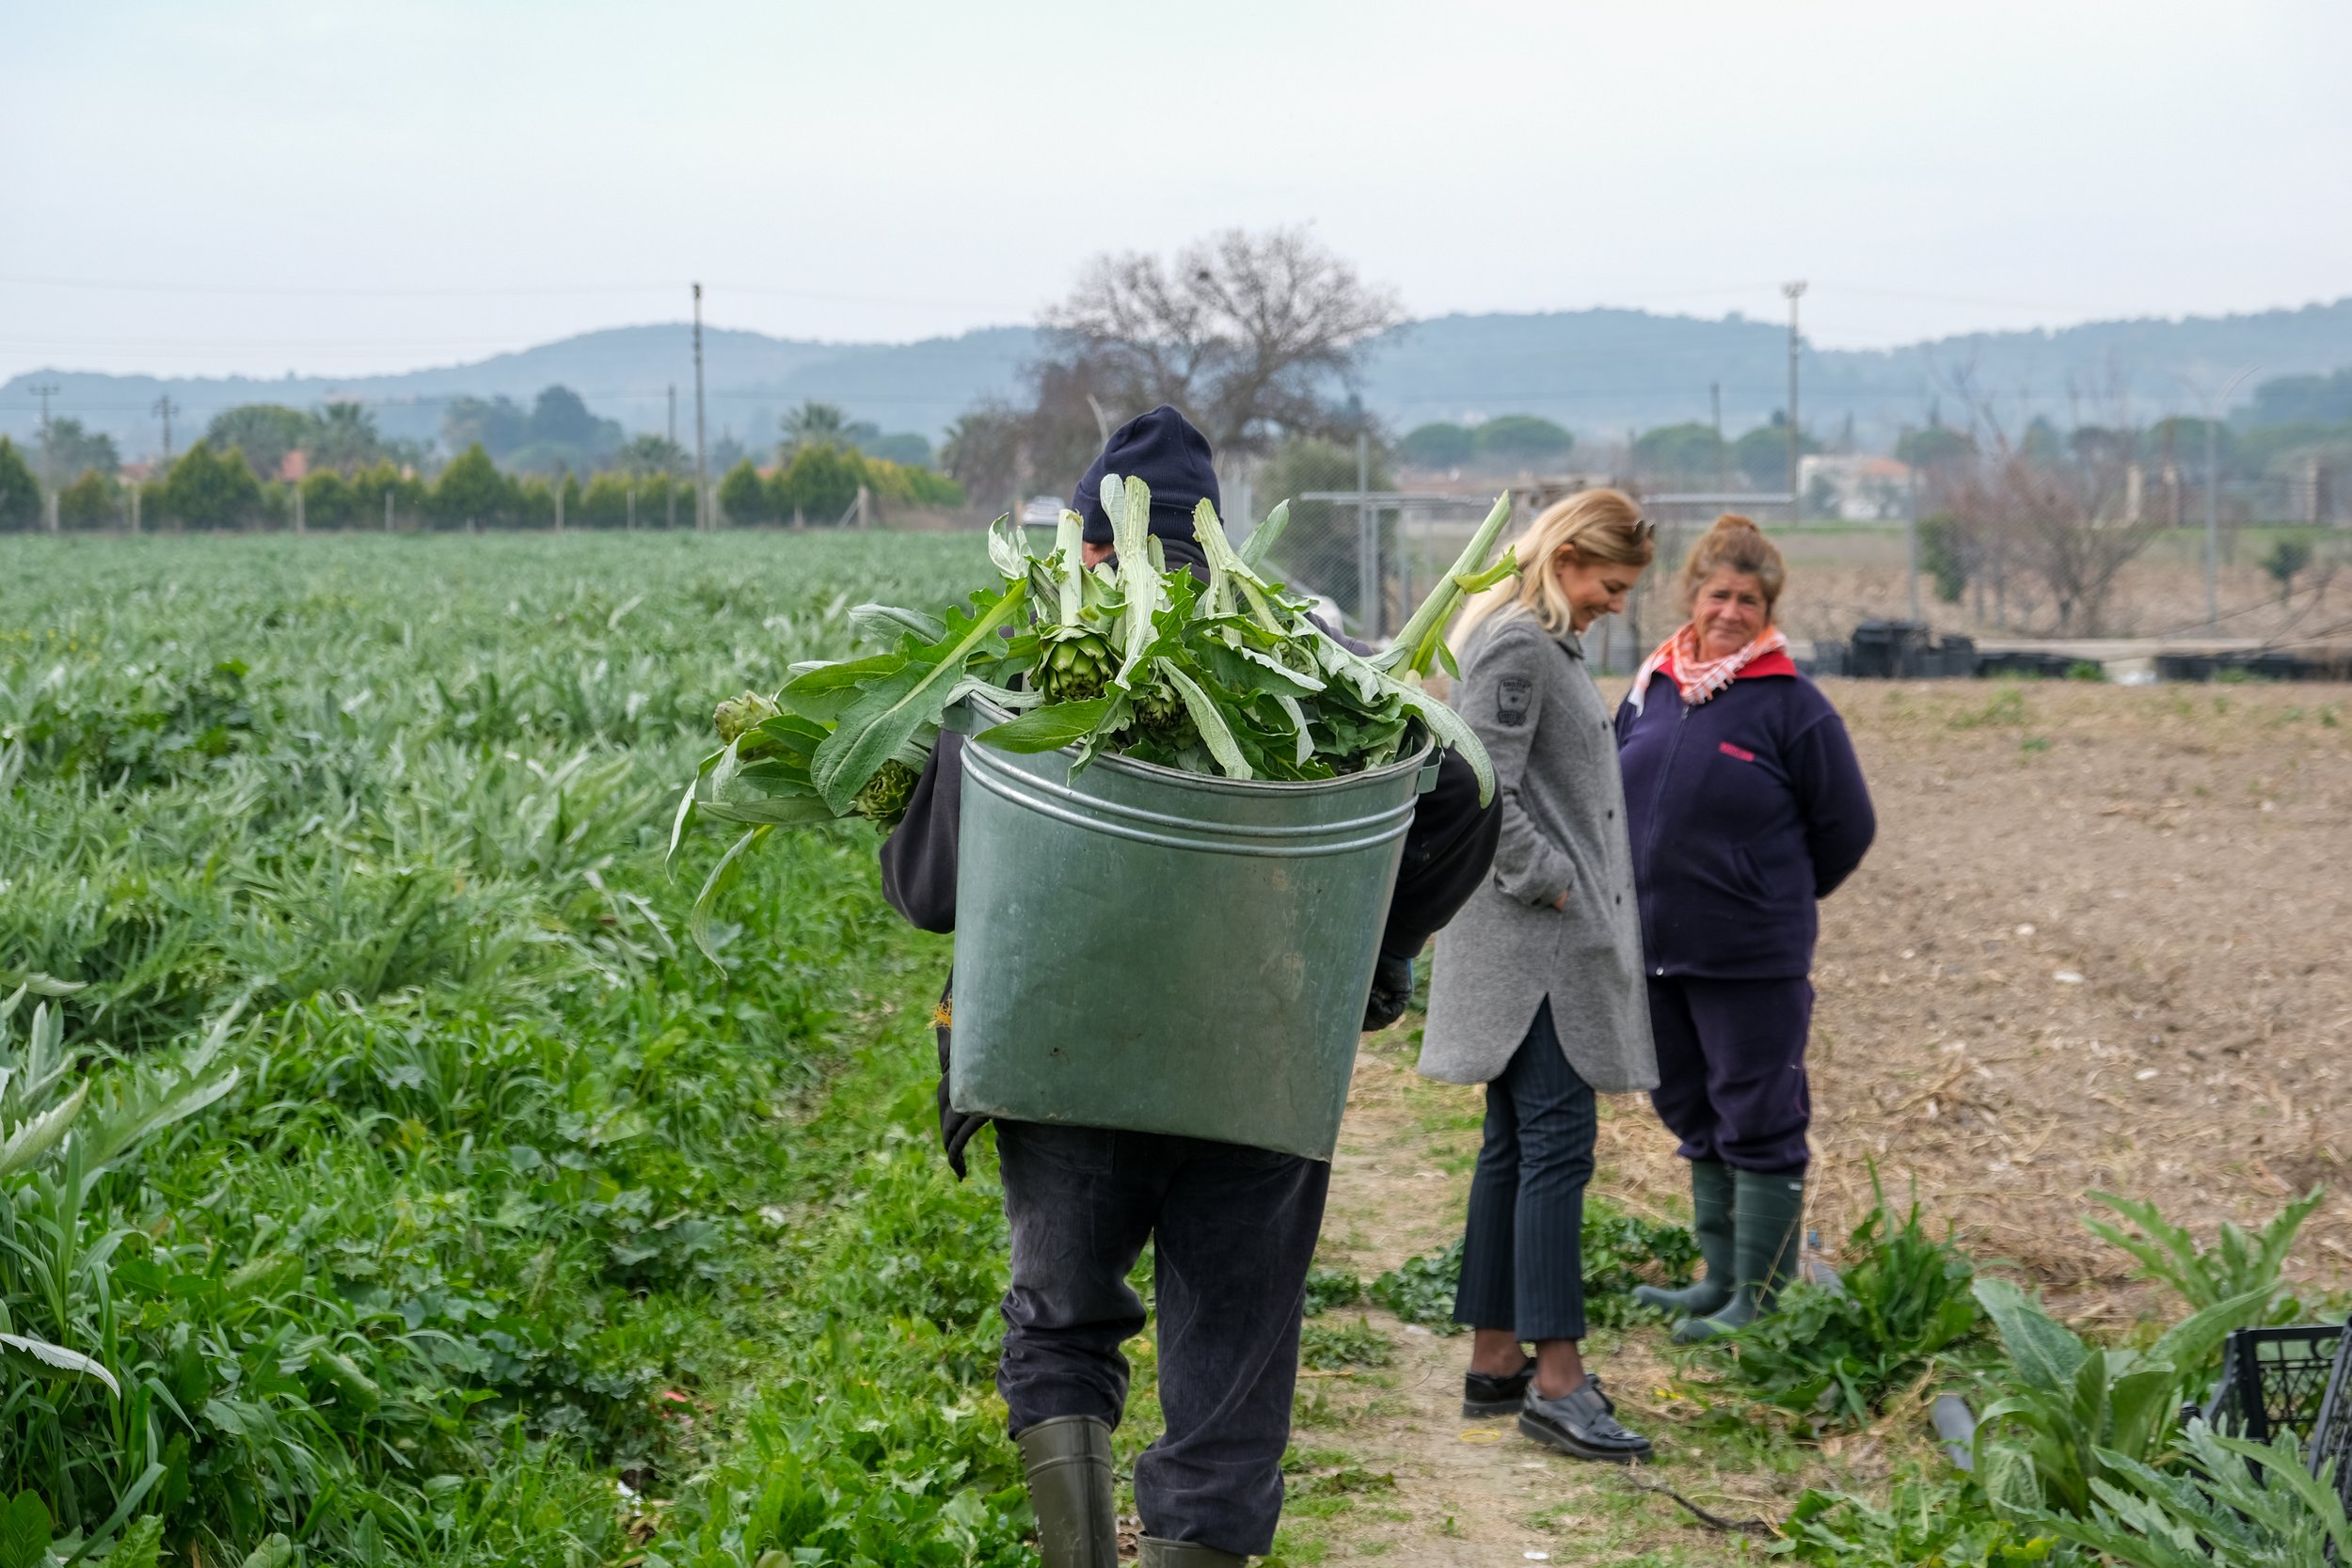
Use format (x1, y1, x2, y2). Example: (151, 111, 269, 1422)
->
(878, 406, 1500, 1568)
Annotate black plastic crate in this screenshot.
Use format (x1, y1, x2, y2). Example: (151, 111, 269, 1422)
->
(2313, 1317, 2352, 1513)
(2202, 1322, 2344, 1443)
(1976, 649, 2078, 680)
(1849, 619, 1934, 678)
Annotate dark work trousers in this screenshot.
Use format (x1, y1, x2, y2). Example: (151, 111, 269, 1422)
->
(1645, 975, 1815, 1172)
(995, 1120, 1329, 1558)
(1453, 999, 1597, 1343)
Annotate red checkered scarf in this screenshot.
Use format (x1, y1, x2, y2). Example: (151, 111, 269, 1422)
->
(1628, 623, 1789, 714)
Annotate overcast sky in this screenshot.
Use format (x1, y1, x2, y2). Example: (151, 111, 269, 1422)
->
(7, 0, 2347, 385)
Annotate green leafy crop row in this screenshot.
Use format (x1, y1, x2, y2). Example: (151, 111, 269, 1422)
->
(0, 534, 1006, 1564)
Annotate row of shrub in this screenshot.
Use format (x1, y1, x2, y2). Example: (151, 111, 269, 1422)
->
(0, 437, 963, 533)
(714, 443, 963, 526)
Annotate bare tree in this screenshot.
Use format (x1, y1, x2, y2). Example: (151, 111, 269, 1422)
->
(1042, 227, 1403, 458)
(943, 228, 1402, 507)
(1945, 370, 2165, 635)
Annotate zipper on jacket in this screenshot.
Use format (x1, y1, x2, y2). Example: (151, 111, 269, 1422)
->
(1638, 704, 1691, 976)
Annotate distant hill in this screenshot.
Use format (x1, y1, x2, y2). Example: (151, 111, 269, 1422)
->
(8, 300, 2349, 462)
(1362, 299, 2352, 445)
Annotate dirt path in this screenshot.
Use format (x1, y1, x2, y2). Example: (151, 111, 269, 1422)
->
(1279, 1042, 1853, 1567)
(1273, 678, 2352, 1564)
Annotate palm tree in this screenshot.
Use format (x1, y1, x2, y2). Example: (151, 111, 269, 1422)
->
(780, 401, 879, 456)
(308, 403, 384, 471)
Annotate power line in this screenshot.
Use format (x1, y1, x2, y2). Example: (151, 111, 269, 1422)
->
(0, 273, 681, 298)
(0, 271, 1030, 312)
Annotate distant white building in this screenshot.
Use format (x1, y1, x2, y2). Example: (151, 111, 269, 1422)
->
(1799, 454, 1913, 521)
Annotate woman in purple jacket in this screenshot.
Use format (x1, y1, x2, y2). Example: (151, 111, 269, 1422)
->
(1614, 515, 1874, 1343)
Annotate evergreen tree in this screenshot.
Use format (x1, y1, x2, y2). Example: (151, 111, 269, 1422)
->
(717, 459, 773, 526)
(0, 437, 38, 531)
(160, 443, 264, 530)
(433, 444, 513, 528)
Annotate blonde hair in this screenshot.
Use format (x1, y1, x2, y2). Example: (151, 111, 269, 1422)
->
(1451, 488, 1654, 646)
(1678, 514, 1786, 618)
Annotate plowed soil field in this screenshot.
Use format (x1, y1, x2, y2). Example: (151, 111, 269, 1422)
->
(1288, 675, 2352, 1565)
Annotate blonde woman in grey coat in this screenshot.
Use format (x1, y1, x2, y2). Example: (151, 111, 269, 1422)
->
(1420, 489, 1660, 1464)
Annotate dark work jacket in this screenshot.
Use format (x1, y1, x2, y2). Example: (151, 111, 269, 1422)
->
(880, 734, 1501, 1176)
(1614, 667, 1874, 980)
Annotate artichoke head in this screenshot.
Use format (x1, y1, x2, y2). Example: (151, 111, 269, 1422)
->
(1037, 627, 1115, 705)
(853, 758, 920, 829)
(1134, 679, 1187, 740)
(714, 690, 779, 746)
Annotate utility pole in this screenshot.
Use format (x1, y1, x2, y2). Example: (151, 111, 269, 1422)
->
(1356, 429, 1376, 640)
(1710, 381, 1724, 490)
(2204, 418, 2220, 628)
(153, 396, 180, 464)
(29, 382, 59, 503)
(691, 285, 708, 531)
(1906, 464, 1922, 623)
(2191, 366, 2255, 628)
(1782, 281, 1806, 521)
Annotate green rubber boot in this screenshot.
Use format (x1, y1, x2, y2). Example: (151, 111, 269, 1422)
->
(1136, 1539, 1246, 1568)
(1633, 1160, 1735, 1320)
(1673, 1165, 1807, 1344)
(1017, 1415, 1120, 1568)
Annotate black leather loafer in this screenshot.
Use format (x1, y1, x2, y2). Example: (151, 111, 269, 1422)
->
(1518, 1375, 1652, 1463)
(1461, 1354, 1536, 1417)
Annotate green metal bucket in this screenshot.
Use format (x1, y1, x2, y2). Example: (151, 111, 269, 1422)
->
(946, 699, 1435, 1160)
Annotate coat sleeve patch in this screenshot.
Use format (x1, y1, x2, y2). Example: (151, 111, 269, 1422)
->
(1496, 675, 1534, 727)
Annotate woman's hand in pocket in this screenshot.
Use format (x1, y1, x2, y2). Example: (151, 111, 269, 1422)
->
(1553, 890, 1570, 911)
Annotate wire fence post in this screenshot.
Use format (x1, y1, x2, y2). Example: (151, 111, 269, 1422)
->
(1355, 431, 1376, 640)
(2204, 419, 2220, 628)
(1907, 465, 1922, 623)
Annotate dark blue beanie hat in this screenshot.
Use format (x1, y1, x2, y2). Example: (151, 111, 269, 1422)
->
(1073, 404, 1220, 546)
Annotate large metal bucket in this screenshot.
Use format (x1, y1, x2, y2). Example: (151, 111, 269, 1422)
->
(947, 701, 1435, 1160)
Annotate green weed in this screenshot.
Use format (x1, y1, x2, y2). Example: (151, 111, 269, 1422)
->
(1302, 1265, 1365, 1316)
(1298, 1319, 1394, 1370)
(1769, 1471, 2070, 1565)
(1950, 686, 2031, 730)
(1709, 1179, 1983, 1424)
(2085, 1186, 2323, 1329)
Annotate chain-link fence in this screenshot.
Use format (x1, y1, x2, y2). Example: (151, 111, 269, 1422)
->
(1224, 440, 1513, 647)
(1226, 447, 1683, 672)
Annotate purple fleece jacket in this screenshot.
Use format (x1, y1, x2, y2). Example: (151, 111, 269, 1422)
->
(1614, 670, 1875, 980)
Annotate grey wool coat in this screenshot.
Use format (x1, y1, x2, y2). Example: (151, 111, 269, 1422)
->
(1419, 610, 1660, 1094)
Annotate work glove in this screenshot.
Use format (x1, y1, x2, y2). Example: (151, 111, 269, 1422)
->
(1361, 951, 1415, 1033)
